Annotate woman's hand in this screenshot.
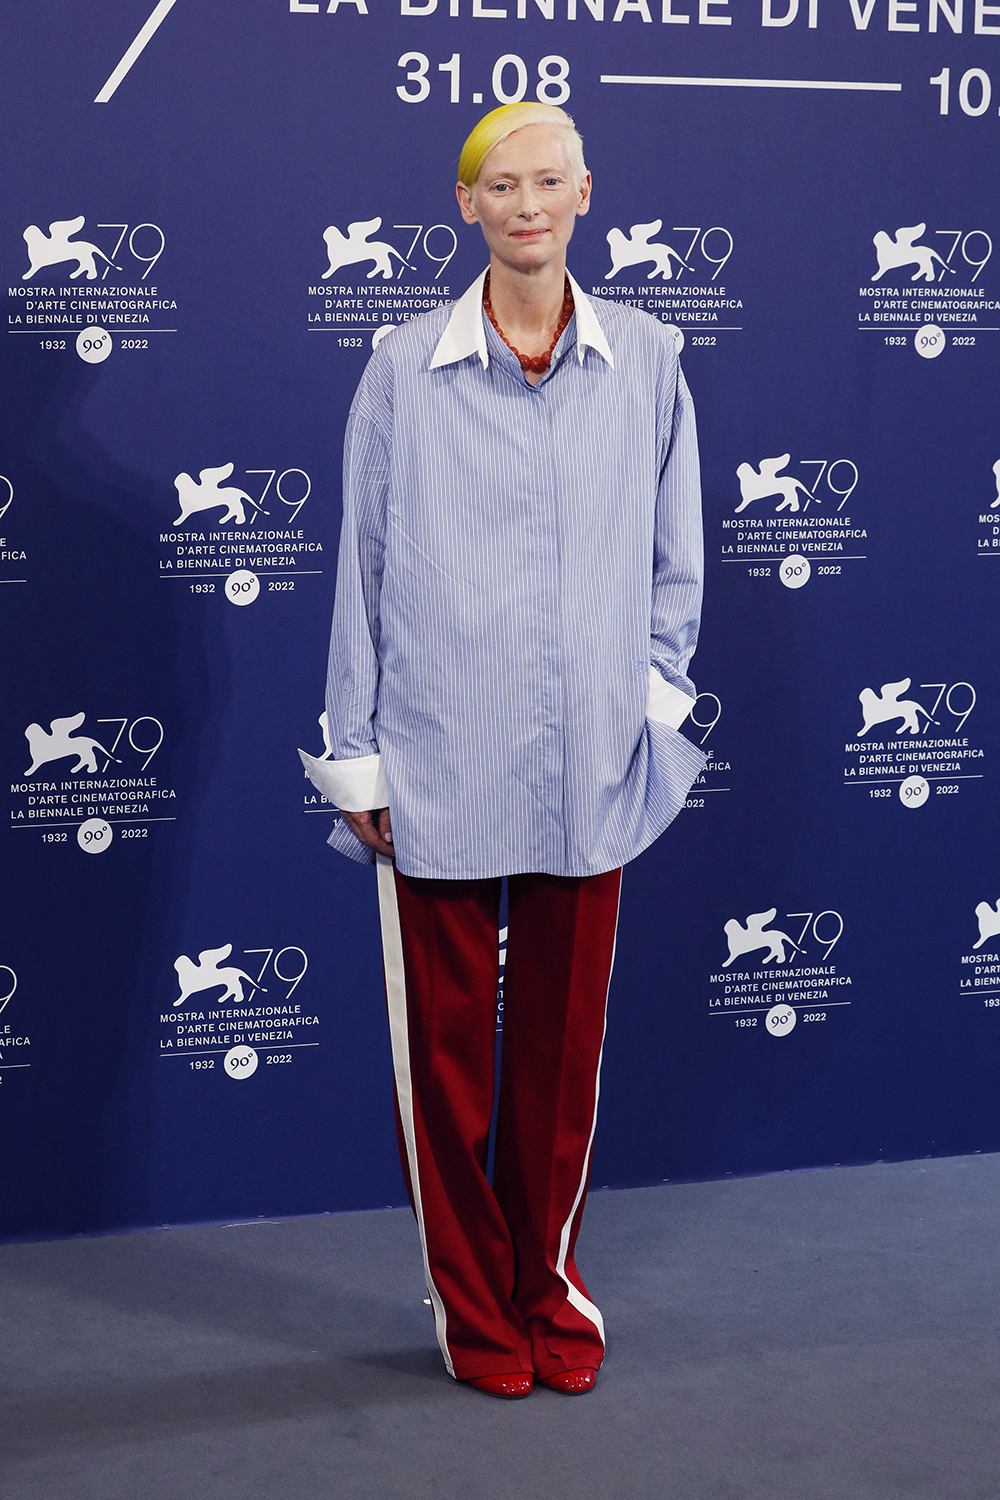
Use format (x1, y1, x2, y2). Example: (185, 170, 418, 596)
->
(341, 807, 394, 859)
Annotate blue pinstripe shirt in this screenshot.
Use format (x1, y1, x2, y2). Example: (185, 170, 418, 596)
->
(300, 271, 707, 879)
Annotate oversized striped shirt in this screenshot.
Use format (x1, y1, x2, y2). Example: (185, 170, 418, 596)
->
(300, 270, 708, 879)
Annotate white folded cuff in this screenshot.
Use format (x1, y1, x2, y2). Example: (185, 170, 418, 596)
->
(298, 749, 389, 812)
(646, 667, 695, 730)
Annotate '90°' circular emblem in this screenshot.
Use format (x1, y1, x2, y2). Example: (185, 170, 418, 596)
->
(76, 326, 113, 364)
(779, 554, 811, 590)
(225, 570, 260, 607)
(914, 324, 946, 360)
(766, 1003, 797, 1038)
(77, 817, 113, 854)
(225, 1045, 258, 1079)
(899, 774, 930, 808)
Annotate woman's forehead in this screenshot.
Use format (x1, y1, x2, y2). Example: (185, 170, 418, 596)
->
(480, 126, 572, 178)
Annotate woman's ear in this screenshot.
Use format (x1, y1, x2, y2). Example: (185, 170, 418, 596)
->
(456, 181, 479, 226)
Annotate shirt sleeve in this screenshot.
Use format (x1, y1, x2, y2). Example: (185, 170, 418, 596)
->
(298, 409, 390, 812)
(646, 362, 704, 731)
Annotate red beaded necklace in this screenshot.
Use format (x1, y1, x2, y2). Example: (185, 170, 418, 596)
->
(482, 271, 575, 375)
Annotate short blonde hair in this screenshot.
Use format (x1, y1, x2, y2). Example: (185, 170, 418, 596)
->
(457, 103, 587, 190)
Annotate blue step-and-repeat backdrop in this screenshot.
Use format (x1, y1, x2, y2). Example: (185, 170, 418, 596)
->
(2, 0, 998, 1239)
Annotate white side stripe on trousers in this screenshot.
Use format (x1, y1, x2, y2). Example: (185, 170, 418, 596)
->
(552, 874, 623, 1347)
(375, 855, 456, 1378)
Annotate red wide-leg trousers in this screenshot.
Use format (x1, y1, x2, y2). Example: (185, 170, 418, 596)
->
(375, 854, 622, 1382)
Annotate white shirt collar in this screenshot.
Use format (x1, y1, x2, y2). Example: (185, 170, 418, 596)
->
(429, 269, 615, 372)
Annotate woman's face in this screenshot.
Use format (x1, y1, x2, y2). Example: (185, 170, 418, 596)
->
(457, 125, 591, 274)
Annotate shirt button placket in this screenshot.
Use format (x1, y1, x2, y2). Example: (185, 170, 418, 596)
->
(532, 381, 563, 865)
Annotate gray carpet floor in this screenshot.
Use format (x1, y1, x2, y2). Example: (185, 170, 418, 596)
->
(2, 1153, 999, 1500)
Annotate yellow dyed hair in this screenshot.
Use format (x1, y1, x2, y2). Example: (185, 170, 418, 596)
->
(457, 103, 586, 190)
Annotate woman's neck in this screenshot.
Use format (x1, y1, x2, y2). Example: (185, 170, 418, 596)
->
(485, 256, 570, 356)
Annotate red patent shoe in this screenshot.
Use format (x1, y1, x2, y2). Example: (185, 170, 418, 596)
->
(467, 1372, 534, 1399)
(540, 1367, 598, 1395)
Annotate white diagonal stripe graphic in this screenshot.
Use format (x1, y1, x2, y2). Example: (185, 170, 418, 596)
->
(94, 0, 179, 104)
